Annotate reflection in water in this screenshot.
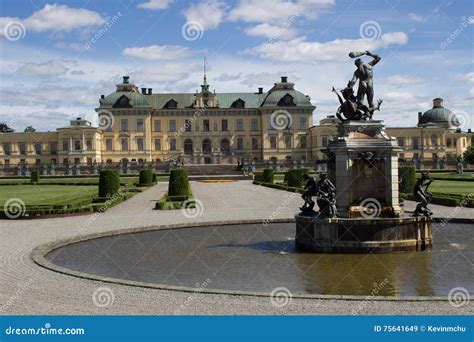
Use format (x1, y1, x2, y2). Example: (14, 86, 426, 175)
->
(46, 222, 473, 297)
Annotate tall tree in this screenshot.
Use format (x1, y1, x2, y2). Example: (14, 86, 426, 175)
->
(463, 146, 474, 164)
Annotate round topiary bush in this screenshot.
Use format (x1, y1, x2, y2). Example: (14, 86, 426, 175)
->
(30, 170, 40, 183)
(399, 166, 416, 193)
(286, 168, 309, 187)
(262, 168, 275, 184)
(168, 168, 190, 199)
(139, 169, 153, 186)
(98, 169, 120, 198)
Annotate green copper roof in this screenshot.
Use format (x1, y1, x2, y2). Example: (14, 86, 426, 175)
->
(261, 89, 312, 107)
(100, 91, 150, 108)
(420, 107, 456, 125)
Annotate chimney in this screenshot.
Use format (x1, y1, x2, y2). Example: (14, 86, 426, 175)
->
(433, 98, 443, 108)
(100, 94, 105, 99)
(148, 88, 153, 95)
(418, 112, 422, 124)
(468, 129, 472, 133)
(123, 76, 130, 84)
(141, 87, 147, 95)
(258, 87, 263, 94)
(281, 76, 288, 83)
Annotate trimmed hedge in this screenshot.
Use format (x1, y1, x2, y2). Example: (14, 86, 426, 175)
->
(399, 166, 416, 193)
(401, 192, 473, 208)
(155, 193, 195, 210)
(253, 172, 263, 182)
(168, 169, 191, 197)
(30, 171, 40, 183)
(138, 169, 153, 186)
(152, 173, 157, 184)
(286, 168, 309, 188)
(253, 180, 304, 193)
(98, 169, 120, 198)
(262, 168, 275, 184)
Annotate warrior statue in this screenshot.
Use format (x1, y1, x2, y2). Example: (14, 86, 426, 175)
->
(332, 50, 382, 121)
(413, 172, 434, 217)
(315, 173, 337, 218)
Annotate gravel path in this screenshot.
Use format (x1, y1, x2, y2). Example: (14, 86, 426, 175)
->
(0, 181, 472, 315)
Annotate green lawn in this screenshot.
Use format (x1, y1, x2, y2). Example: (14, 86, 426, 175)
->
(0, 185, 98, 206)
(429, 180, 474, 196)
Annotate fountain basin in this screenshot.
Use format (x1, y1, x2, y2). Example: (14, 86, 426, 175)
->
(295, 215, 431, 253)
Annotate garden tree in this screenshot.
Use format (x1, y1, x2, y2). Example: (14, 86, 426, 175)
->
(463, 146, 474, 164)
(24, 126, 36, 132)
(0, 123, 14, 133)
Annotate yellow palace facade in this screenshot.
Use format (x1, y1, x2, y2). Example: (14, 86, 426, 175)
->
(0, 75, 471, 171)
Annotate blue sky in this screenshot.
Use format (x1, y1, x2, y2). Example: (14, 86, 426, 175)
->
(0, 0, 472, 131)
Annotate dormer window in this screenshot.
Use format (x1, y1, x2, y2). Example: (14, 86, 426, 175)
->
(278, 93, 296, 107)
(164, 99, 178, 109)
(231, 99, 245, 108)
(113, 95, 132, 108)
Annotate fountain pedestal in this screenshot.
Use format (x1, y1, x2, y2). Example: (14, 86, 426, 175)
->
(295, 120, 432, 253)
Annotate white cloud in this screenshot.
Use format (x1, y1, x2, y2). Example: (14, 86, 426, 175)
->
(122, 45, 192, 60)
(385, 74, 425, 85)
(228, 0, 334, 24)
(463, 72, 474, 83)
(408, 12, 426, 22)
(17, 60, 69, 77)
(245, 23, 297, 40)
(246, 32, 408, 62)
(24, 4, 104, 32)
(184, 0, 228, 30)
(137, 0, 175, 10)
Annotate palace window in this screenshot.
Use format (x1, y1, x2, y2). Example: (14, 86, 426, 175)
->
(299, 135, 307, 148)
(154, 120, 161, 132)
(154, 138, 161, 151)
(252, 137, 259, 150)
(203, 119, 210, 132)
(19, 143, 26, 155)
(278, 94, 296, 107)
(270, 136, 277, 149)
(106, 139, 113, 151)
(3, 143, 11, 155)
(397, 137, 405, 147)
(431, 134, 438, 146)
(412, 137, 420, 149)
(284, 135, 292, 149)
(185, 119, 192, 132)
(236, 119, 244, 132)
(86, 139, 92, 150)
(231, 99, 245, 108)
(35, 143, 42, 155)
(121, 138, 129, 151)
(62, 140, 69, 151)
(50, 142, 57, 154)
(137, 119, 144, 132)
(222, 119, 228, 132)
(169, 120, 176, 132)
(63, 158, 69, 164)
(74, 140, 81, 151)
(251, 118, 258, 131)
(321, 137, 328, 147)
(136, 137, 144, 151)
(35, 159, 41, 165)
(299, 117, 307, 130)
(237, 137, 244, 150)
(121, 119, 129, 131)
(169, 138, 177, 151)
(164, 99, 178, 109)
(4, 159, 9, 166)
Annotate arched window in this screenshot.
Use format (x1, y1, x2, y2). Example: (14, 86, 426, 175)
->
(113, 95, 132, 108)
(202, 139, 212, 154)
(220, 138, 230, 153)
(231, 99, 245, 108)
(121, 158, 129, 166)
(184, 139, 193, 155)
(164, 99, 178, 109)
(278, 93, 296, 107)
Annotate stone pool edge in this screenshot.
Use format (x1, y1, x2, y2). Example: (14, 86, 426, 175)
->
(31, 218, 471, 302)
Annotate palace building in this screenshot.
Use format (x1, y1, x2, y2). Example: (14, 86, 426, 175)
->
(0, 75, 314, 167)
(0, 74, 472, 170)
